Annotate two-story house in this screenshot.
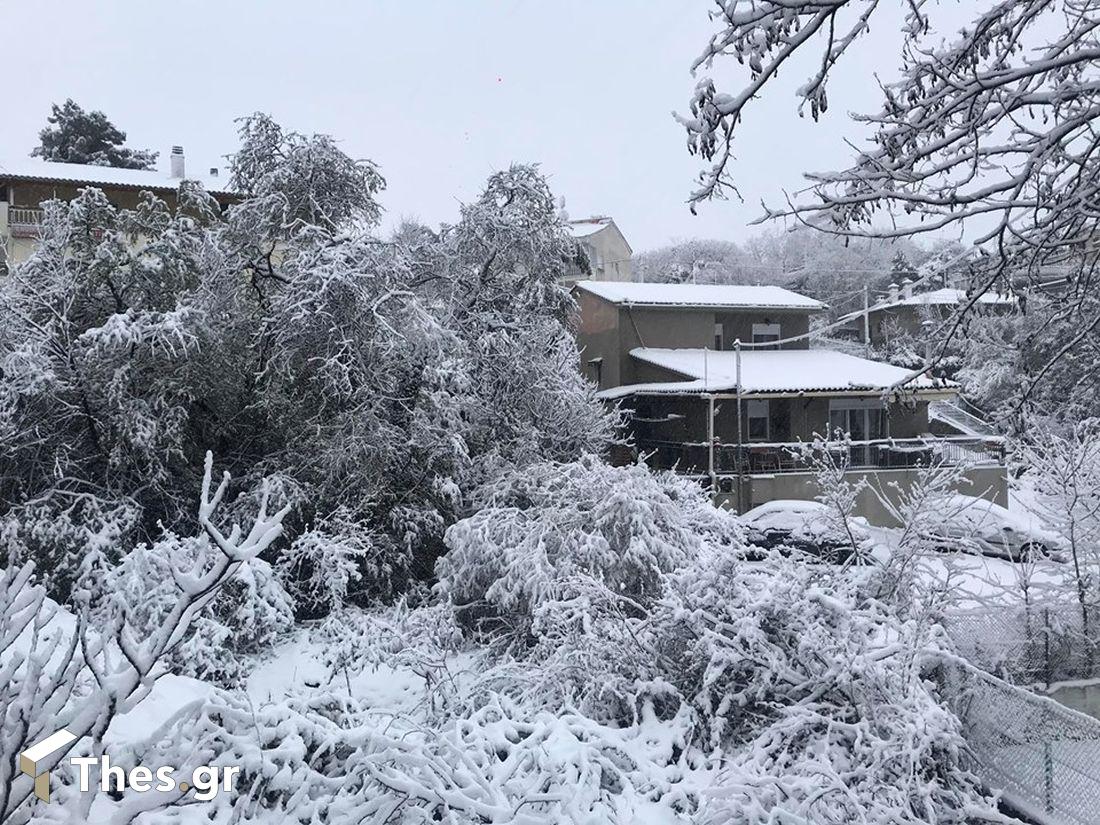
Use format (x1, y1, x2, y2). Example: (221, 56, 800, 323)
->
(575, 280, 1009, 523)
(564, 216, 632, 283)
(0, 147, 235, 266)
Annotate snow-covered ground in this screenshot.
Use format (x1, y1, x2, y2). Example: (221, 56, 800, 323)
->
(246, 626, 436, 713)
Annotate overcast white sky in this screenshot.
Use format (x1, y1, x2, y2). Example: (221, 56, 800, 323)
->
(4, 1, 928, 252)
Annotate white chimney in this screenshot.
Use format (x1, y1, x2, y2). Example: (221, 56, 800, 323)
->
(170, 146, 185, 179)
(901, 278, 914, 299)
(887, 282, 900, 302)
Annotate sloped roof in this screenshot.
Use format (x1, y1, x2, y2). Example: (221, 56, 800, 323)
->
(875, 288, 1015, 312)
(597, 347, 952, 399)
(566, 217, 613, 239)
(576, 280, 825, 311)
(0, 157, 236, 196)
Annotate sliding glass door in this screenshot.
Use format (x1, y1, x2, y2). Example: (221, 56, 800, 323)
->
(828, 399, 887, 465)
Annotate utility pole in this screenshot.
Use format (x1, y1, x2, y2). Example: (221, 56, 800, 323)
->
(707, 395, 716, 492)
(735, 338, 744, 513)
(705, 346, 716, 492)
(863, 284, 871, 352)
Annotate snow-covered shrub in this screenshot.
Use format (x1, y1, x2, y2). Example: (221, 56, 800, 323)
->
(653, 547, 1003, 823)
(317, 601, 466, 714)
(0, 454, 289, 821)
(109, 529, 295, 687)
(2, 118, 617, 621)
(278, 506, 408, 615)
(438, 455, 743, 640)
(1019, 419, 1100, 635)
(0, 491, 138, 603)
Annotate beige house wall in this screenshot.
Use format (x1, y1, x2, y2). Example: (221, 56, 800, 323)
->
(1, 180, 235, 269)
(577, 223, 632, 283)
(715, 310, 811, 350)
(573, 291, 823, 391)
(867, 302, 1016, 347)
(715, 464, 1009, 525)
(574, 289, 625, 390)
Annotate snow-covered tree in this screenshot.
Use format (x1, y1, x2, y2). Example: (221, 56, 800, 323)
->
(634, 238, 753, 284)
(0, 186, 222, 589)
(1020, 420, 1100, 616)
(31, 99, 158, 169)
(679, 0, 1100, 380)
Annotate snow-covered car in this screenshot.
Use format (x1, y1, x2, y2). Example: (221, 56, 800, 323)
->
(740, 500, 870, 563)
(926, 494, 1065, 561)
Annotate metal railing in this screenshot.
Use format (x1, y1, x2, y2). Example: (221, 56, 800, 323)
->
(7, 207, 43, 238)
(929, 399, 1000, 437)
(637, 435, 1006, 476)
(941, 661, 1100, 825)
(943, 603, 1100, 688)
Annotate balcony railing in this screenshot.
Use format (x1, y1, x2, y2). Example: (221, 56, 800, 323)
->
(637, 435, 1006, 476)
(7, 207, 44, 238)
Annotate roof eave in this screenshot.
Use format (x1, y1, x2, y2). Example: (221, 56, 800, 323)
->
(616, 301, 826, 311)
(603, 385, 956, 400)
(0, 172, 237, 198)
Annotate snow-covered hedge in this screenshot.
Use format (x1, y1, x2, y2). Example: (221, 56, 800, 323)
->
(437, 455, 744, 640)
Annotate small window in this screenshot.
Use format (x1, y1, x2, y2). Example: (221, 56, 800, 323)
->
(586, 243, 603, 271)
(747, 399, 770, 441)
(752, 322, 781, 348)
(713, 322, 724, 351)
(0, 184, 8, 202)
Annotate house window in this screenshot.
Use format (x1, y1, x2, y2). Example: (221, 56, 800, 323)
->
(0, 185, 8, 202)
(752, 322, 781, 348)
(828, 399, 886, 441)
(585, 243, 603, 272)
(747, 399, 770, 441)
(713, 322, 724, 351)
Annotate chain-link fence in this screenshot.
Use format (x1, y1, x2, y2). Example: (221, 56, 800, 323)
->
(941, 663, 1100, 825)
(943, 602, 1100, 687)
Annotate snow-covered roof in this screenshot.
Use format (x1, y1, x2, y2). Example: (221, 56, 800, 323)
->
(566, 217, 614, 239)
(0, 157, 236, 196)
(874, 288, 1016, 312)
(598, 347, 952, 399)
(575, 280, 825, 311)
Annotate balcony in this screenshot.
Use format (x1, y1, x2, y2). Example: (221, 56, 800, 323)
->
(7, 207, 44, 238)
(637, 435, 1006, 477)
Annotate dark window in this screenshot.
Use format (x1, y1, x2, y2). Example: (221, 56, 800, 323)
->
(747, 399, 770, 441)
(752, 322, 781, 349)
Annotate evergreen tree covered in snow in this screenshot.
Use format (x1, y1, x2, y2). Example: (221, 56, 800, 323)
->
(31, 99, 158, 169)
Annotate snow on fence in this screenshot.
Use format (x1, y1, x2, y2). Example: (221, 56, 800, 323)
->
(941, 662, 1100, 825)
(943, 603, 1100, 687)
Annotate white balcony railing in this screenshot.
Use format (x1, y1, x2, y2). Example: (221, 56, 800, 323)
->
(7, 207, 44, 238)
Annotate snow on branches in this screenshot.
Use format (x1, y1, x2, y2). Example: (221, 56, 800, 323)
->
(682, 1, 1100, 310)
(0, 453, 288, 822)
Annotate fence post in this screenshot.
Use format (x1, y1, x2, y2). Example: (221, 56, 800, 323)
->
(1044, 607, 1052, 689)
(1044, 740, 1054, 814)
(1086, 603, 1095, 678)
